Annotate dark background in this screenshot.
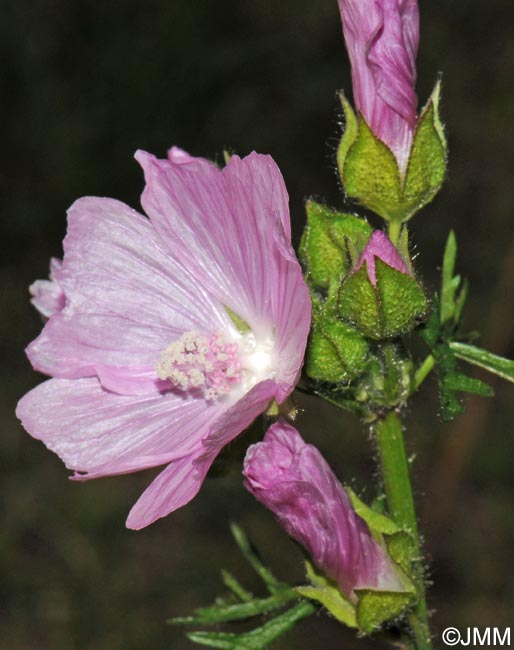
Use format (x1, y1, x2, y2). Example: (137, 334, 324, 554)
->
(2, 1, 513, 648)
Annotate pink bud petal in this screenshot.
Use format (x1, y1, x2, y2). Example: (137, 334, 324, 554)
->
(243, 421, 402, 596)
(338, 0, 419, 171)
(355, 230, 408, 285)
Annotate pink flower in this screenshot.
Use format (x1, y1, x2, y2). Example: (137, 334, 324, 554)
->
(355, 230, 408, 285)
(29, 258, 66, 318)
(338, 0, 419, 172)
(243, 421, 402, 597)
(17, 147, 311, 529)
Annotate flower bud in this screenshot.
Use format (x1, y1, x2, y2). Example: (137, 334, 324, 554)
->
(336, 1, 447, 224)
(243, 421, 402, 598)
(339, 231, 427, 339)
(337, 0, 419, 172)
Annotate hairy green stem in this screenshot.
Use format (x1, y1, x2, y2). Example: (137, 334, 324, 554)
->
(388, 219, 402, 246)
(374, 411, 432, 650)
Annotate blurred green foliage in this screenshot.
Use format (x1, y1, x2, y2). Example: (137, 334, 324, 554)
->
(1, 0, 514, 648)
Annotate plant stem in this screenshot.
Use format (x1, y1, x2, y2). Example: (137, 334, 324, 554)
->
(374, 411, 432, 650)
(388, 219, 402, 246)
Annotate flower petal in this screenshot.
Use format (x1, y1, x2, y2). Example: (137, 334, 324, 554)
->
(268, 230, 311, 401)
(136, 150, 294, 336)
(202, 379, 277, 454)
(16, 377, 227, 477)
(125, 450, 208, 530)
(29, 258, 66, 318)
(27, 197, 232, 393)
(127, 380, 277, 529)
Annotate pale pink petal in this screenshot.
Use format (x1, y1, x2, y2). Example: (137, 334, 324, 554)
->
(19, 146, 311, 529)
(29, 258, 66, 318)
(167, 146, 197, 164)
(136, 150, 293, 337)
(126, 450, 209, 530)
(27, 197, 232, 393)
(201, 380, 277, 455)
(16, 377, 227, 477)
(127, 380, 277, 529)
(268, 231, 312, 401)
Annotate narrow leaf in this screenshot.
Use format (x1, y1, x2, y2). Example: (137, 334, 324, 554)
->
(454, 279, 469, 324)
(221, 570, 253, 603)
(172, 591, 297, 626)
(230, 523, 283, 594)
(450, 342, 514, 384)
(187, 602, 315, 650)
(445, 372, 494, 397)
(440, 230, 457, 324)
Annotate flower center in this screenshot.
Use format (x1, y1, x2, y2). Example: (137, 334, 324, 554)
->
(156, 330, 274, 400)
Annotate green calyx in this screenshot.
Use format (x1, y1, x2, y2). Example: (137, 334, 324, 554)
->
(337, 80, 447, 226)
(305, 308, 369, 383)
(339, 259, 428, 340)
(297, 492, 416, 634)
(300, 200, 372, 289)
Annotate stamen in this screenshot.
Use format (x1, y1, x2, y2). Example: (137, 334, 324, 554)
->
(156, 331, 242, 399)
(156, 330, 276, 400)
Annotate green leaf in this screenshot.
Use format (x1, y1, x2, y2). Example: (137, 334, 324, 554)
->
(300, 200, 371, 288)
(339, 260, 427, 340)
(445, 372, 494, 397)
(296, 561, 357, 628)
(305, 313, 369, 383)
(440, 230, 457, 324)
(450, 342, 514, 384)
(419, 302, 494, 420)
(454, 279, 469, 324)
(220, 570, 253, 602)
(186, 602, 315, 650)
(230, 523, 283, 594)
(355, 590, 415, 633)
(403, 80, 447, 217)
(172, 591, 297, 626)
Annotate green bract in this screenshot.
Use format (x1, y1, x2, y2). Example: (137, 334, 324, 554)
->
(297, 493, 416, 635)
(305, 312, 369, 383)
(339, 260, 428, 340)
(337, 81, 447, 225)
(300, 200, 372, 288)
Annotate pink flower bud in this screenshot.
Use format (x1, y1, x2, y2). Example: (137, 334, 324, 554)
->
(338, 0, 419, 172)
(355, 230, 408, 286)
(243, 421, 402, 597)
